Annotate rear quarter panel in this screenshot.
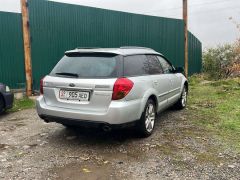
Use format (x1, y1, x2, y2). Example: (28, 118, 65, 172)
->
(125, 76, 158, 119)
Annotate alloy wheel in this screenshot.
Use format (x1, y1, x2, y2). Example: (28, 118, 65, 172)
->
(181, 87, 187, 107)
(145, 103, 155, 133)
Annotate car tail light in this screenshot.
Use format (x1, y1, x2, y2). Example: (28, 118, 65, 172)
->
(112, 78, 134, 100)
(40, 77, 45, 94)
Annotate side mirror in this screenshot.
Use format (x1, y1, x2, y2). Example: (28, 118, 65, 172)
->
(173, 67, 184, 74)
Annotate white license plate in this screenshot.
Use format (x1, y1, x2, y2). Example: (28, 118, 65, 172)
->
(59, 90, 90, 101)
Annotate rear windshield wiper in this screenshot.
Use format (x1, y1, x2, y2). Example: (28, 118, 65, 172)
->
(55, 72, 79, 77)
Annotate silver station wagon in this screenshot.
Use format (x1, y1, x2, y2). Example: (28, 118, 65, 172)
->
(37, 47, 188, 137)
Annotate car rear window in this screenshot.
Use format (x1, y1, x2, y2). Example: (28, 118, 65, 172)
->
(50, 54, 118, 78)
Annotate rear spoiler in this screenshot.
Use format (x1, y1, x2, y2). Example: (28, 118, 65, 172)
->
(65, 51, 118, 57)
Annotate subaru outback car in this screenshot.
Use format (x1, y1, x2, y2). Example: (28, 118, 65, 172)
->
(37, 47, 188, 137)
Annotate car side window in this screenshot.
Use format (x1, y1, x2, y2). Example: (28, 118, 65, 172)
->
(157, 56, 173, 74)
(124, 55, 150, 76)
(146, 55, 164, 74)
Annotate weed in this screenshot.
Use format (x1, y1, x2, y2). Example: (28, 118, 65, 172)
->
(8, 97, 35, 112)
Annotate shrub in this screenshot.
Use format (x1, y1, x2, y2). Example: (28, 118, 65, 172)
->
(203, 41, 240, 80)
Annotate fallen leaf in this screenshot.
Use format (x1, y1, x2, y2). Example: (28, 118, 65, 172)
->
(82, 168, 91, 173)
(177, 146, 184, 149)
(68, 156, 79, 159)
(150, 145, 156, 148)
(80, 157, 90, 161)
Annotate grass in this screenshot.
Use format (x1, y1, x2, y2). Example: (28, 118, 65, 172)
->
(8, 97, 35, 112)
(188, 75, 240, 151)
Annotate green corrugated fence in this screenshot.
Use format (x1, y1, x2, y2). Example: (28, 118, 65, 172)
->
(0, 0, 202, 90)
(188, 32, 202, 75)
(0, 11, 25, 89)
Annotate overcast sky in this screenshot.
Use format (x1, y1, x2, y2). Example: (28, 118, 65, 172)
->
(0, 0, 240, 48)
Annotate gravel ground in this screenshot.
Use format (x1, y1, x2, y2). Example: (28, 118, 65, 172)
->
(0, 109, 239, 180)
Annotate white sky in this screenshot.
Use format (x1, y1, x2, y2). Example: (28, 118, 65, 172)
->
(0, 0, 240, 48)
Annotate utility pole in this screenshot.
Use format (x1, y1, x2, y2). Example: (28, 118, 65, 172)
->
(21, 0, 33, 96)
(183, 0, 188, 77)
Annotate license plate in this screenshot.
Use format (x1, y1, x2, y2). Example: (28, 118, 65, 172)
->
(59, 89, 90, 101)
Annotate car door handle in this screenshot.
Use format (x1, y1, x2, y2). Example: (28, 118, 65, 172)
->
(153, 81, 158, 85)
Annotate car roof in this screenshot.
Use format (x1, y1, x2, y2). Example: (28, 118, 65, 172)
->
(65, 46, 162, 56)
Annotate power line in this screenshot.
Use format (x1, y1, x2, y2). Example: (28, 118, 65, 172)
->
(143, 0, 237, 14)
(144, 5, 240, 17)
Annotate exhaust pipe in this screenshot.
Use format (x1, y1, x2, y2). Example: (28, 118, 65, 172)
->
(102, 125, 112, 132)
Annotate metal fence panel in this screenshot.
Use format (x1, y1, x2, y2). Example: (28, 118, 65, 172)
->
(0, 11, 25, 89)
(188, 32, 202, 75)
(0, 0, 202, 90)
(28, 0, 202, 90)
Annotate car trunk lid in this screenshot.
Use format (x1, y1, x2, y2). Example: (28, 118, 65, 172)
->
(43, 76, 116, 113)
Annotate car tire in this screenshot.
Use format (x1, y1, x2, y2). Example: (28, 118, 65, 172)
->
(174, 85, 187, 110)
(138, 99, 156, 138)
(0, 95, 5, 114)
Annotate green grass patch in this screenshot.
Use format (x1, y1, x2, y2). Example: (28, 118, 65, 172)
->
(8, 97, 35, 112)
(188, 76, 240, 151)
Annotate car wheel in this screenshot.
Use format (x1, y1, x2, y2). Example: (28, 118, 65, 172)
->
(174, 85, 187, 109)
(138, 99, 156, 137)
(0, 95, 5, 114)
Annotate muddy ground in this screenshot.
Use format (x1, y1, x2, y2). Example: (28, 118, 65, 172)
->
(0, 109, 239, 180)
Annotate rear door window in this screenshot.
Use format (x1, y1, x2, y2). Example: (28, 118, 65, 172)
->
(146, 55, 164, 74)
(123, 55, 150, 76)
(50, 54, 119, 78)
(157, 56, 174, 74)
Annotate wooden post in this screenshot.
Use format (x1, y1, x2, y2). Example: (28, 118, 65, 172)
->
(183, 0, 188, 78)
(21, 0, 33, 96)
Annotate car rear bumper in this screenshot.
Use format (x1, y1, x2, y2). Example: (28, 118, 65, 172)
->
(39, 114, 138, 129)
(3, 92, 14, 109)
(36, 96, 142, 125)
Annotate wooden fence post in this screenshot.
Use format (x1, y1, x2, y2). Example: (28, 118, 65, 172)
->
(21, 0, 33, 96)
(183, 0, 188, 77)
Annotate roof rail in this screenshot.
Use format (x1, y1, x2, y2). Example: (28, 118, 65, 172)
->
(120, 46, 153, 50)
(75, 47, 101, 49)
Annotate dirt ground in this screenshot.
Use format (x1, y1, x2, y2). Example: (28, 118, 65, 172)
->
(0, 108, 239, 180)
